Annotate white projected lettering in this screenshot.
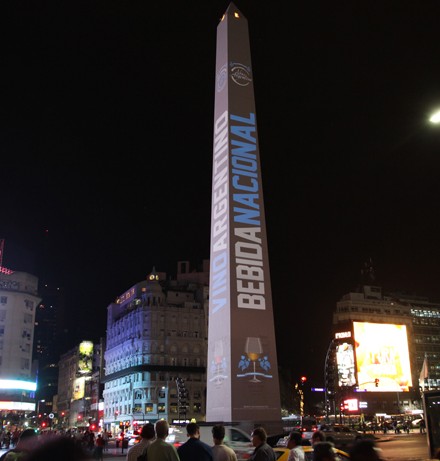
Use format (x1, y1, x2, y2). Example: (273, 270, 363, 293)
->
(211, 110, 230, 314)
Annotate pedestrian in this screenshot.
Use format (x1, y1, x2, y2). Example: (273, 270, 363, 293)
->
(178, 422, 213, 461)
(312, 442, 335, 461)
(101, 431, 109, 452)
(249, 427, 276, 461)
(348, 439, 383, 461)
(286, 431, 304, 461)
(211, 424, 237, 461)
(126, 423, 155, 461)
(0, 428, 39, 461)
(93, 434, 104, 461)
(147, 420, 179, 461)
(419, 418, 426, 434)
(310, 431, 325, 446)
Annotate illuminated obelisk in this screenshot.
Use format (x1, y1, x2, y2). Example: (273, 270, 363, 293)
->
(206, 3, 281, 424)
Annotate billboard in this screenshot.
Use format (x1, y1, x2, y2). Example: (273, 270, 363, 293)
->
(353, 322, 412, 392)
(73, 377, 85, 400)
(78, 341, 93, 375)
(336, 342, 356, 387)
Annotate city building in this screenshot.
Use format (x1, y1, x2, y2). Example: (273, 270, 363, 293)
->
(102, 262, 208, 434)
(331, 283, 440, 416)
(0, 269, 40, 422)
(33, 282, 66, 417)
(57, 340, 103, 429)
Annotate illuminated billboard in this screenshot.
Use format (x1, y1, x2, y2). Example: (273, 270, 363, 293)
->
(78, 341, 93, 375)
(73, 377, 85, 400)
(336, 342, 356, 387)
(353, 322, 412, 392)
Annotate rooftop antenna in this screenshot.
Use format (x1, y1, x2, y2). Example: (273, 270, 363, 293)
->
(360, 257, 375, 283)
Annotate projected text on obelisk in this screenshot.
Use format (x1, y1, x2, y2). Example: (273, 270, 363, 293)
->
(206, 3, 281, 423)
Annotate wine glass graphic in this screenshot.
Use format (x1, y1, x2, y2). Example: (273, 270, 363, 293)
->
(245, 337, 263, 382)
(214, 340, 224, 375)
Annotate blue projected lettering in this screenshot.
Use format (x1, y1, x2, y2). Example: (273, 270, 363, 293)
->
(230, 112, 266, 310)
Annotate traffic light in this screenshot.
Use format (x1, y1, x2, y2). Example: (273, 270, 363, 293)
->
(374, 378, 379, 387)
(300, 376, 307, 384)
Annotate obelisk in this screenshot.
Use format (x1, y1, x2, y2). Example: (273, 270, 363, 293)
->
(206, 3, 281, 425)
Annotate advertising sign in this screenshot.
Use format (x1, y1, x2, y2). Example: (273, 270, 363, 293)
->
(73, 377, 85, 400)
(336, 342, 356, 387)
(78, 341, 93, 375)
(353, 322, 412, 392)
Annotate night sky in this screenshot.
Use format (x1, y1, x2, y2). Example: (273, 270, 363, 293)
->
(2, 0, 440, 387)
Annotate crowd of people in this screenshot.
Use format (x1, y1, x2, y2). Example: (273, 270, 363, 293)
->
(0, 427, 111, 461)
(0, 418, 419, 461)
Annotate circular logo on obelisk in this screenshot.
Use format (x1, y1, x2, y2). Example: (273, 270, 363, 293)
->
(230, 62, 252, 86)
(216, 63, 228, 92)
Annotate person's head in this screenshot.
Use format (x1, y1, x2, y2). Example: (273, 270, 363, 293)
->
(312, 441, 336, 461)
(251, 427, 267, 447)
(311, 430, 326, 445)
(212, 425, 225, 445)
(26, 436, 91, 461)
(349, 439, 382, 461)
(140, 423, 155, 440)
(287, 431, 302, 449)
(155, 420, 169, 440)
(17, 428, 39, 450)
(186, 422, 200, 438)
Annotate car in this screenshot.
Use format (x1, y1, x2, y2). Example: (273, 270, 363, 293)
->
(198, 424, 254, 461)
(274, 446, 350, 461)
(411, 418, 423, 428)
(127, 430, 141, 446)
(316, 424, 363, 449)
(166, 425, 186, 448)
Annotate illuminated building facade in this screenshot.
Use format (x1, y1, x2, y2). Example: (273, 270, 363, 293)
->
(0, 270, 39, 413)
(102, 262, 208, 432)
(332, 284, 440, 415)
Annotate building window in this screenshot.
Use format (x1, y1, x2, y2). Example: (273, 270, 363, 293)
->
(24, 313, 33, 324)
(193, 403, 201, 413)
(0, 298, 6, 306)
(145, 404, 153, 413)
(170, 404, 178, 414)
(158, 404, 165, 413)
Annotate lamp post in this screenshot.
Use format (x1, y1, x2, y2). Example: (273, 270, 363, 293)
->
(429, 109, 440, 124)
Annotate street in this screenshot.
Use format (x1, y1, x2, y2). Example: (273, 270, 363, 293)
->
(373, 432, 431, 461)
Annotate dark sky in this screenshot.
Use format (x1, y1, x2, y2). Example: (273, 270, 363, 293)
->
(2, 0, 440, 385)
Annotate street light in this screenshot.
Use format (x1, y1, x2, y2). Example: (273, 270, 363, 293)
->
(429, 109, 440, 124)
